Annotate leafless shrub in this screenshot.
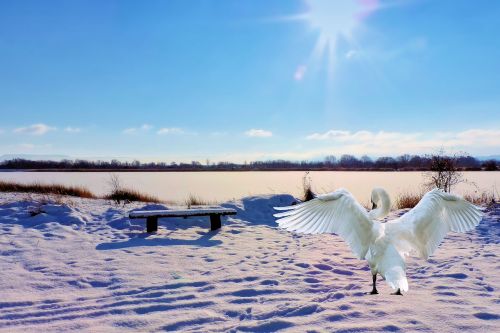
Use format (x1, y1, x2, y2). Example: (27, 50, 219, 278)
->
(423, 149, 464, 192)
(184, 194, 213, 209)
(104, 188, 161, 204)
(302, 172, 315, 202)
(105, 173, 160, 204)
(107, 173, 122, 194)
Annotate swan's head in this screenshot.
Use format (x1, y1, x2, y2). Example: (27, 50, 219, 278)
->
(369, 187, 391, 220)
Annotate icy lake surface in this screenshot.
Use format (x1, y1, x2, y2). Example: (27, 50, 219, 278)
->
(0, 171, 498, 203)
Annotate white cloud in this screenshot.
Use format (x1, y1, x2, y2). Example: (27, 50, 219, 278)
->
(245, 129, 273, 138)
(305, 128, 500, 155)
(294, 65, 307, 81)
(14, 143, 53, 151)
(157, 127, 184, 135)
(18, 143, 35, 150)
(14, 123, 56, 135)
(64, 126, 81, 133)
(306, 130, 421, 143)
(123, 124, 153, 135)
(345, 50, 358, 59)
(123, 128, 137, 134)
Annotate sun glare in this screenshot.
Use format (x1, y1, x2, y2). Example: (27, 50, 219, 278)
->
(298, 0, 379, 77)
(307, 0, 359, 42)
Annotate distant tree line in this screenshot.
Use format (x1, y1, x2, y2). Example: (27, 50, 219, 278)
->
(0, 154, 498, 171)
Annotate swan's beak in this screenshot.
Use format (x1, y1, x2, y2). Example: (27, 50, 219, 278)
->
(371, 200, 377, 210)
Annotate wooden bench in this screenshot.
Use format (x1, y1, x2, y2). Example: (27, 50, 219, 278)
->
(129, 208, 237, 233)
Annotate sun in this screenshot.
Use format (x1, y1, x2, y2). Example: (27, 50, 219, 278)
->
(296, 0, 379, 77)
(307, 0, 360, 43)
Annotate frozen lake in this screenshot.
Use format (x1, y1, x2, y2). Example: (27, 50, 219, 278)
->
(0, 171, 498, 204)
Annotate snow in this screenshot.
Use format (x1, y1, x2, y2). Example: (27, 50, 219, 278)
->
(0, 192, 498, 332)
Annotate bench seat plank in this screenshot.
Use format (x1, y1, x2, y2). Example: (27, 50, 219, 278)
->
(129, 208, 237, 219)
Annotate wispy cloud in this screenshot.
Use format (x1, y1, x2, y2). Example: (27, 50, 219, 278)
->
(64, 126, 82, 133)
(16, 143, 53, 151)
(14, 123, 56, 135)
(306, 129, 421, 142)
(345, 49, 358, 60)
(245, 129, 273, 138)
(294, 65, 307, 81)
(18, 143, 35, 150)
(123, 124, 153, 135)
(305, 128, 500, 155)
(157, 127, 184, 135)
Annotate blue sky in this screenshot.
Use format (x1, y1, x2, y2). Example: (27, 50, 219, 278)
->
(0, 0, 499, 162)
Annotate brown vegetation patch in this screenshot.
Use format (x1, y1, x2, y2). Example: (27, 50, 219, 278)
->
(104, 188, 161, 204)
(394, 191, 423, 209)
(0, 181, 95, 198)
(185, 194, 214, 208)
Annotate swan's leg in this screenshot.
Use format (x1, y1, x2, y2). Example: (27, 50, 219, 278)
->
(391, 288, 403, 296)
(369, 274, 378, 295)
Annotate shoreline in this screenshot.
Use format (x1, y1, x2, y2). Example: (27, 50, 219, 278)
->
(0, 169, 497, 173)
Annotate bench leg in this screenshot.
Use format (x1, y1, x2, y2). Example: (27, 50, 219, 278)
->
(210, 214, 221, 231)
(146, 216, 158, 233)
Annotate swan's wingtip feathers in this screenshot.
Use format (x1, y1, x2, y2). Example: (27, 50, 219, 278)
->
(273, 188, 374, 259)
(273, 205, 294, 211)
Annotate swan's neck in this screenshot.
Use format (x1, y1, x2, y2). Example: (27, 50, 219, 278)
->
(369, 190, 391, 220)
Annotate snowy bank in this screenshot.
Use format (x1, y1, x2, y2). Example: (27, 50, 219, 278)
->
(0, 192, 498, 332)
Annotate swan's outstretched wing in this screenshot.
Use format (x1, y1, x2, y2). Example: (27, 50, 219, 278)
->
(274, 188, 374, 259)
(386, 189, 482, 259)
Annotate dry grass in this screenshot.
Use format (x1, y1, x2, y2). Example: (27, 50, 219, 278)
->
(185, 194, 214, 208)
(103, 174, 161, 204)
(104, 188, 161, 204)
(0, 180, 161, 203)
(394, 191, 423, 209)
(393, 190, 496, 210)
(464, 192, 496, 205)
(0, 181, 95, 198)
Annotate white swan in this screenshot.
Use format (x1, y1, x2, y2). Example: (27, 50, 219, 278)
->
(274, 188, 482, 295)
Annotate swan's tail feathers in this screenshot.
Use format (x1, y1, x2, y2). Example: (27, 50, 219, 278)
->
(384, 266, 409, 292)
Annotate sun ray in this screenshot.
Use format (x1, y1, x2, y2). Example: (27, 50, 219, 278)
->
(285, 0, 380, 81)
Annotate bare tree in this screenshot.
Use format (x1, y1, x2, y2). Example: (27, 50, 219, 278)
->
(360, 155, 373, 167)
(108, 173, 122, 192)
(424, 150, 463, 192)
(107, 173, 126, 204)
(324, 155, 337, 165)
(302, 171, 315, 201)
(482, 160, 498, 171)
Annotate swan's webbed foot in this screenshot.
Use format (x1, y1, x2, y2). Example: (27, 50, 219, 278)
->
(391, 289, 403, 296)
(369, 289, 379, 295)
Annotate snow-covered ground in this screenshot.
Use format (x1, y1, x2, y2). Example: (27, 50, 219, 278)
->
(0, 192, 498, 332)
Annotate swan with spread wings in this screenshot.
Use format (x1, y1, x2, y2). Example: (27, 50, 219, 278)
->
(274, 188, 482, 295)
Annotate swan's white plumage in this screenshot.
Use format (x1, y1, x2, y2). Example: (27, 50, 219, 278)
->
(275, 188, 373, 259)
(274, 187, 482, 292)
(386, 189, 483, 259)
